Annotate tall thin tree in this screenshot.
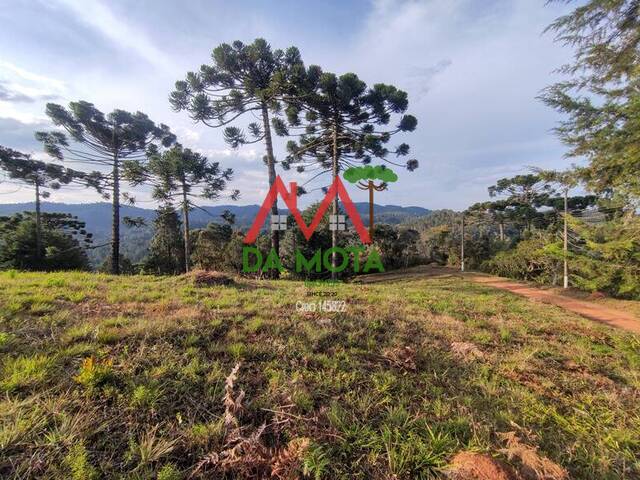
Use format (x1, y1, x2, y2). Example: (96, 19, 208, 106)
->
(170, 38, 305, 261)
(36, 101, 175, 274)
(280, 70, 418, 275)
(0, 146, 103, 262)
(126, 144, 237, 272)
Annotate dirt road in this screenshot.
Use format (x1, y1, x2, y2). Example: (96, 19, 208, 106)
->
(356, 265, 640, 334)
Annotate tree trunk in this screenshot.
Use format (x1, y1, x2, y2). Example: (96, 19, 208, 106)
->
(331, 122, 339, 280)
(34, 180, 42, 264)
(368, 180, 374, 241)
(261, 103, 279, 262)
(563, 188, 568, 289)
(111, 127, 120, 275)
(182, 180, 190, 273)
(461, 213, 465, 272)
(499, 221, 504, 242)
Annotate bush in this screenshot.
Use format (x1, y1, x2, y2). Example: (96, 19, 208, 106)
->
(482, 232, 561, 284)
(0, 213, 90, 271)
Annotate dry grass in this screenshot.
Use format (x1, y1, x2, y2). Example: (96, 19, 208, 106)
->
(0, 270, 639, 479)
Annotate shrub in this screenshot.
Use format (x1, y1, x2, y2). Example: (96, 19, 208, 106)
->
(74, 357, 115, 391)
(1, 354, 53, 392)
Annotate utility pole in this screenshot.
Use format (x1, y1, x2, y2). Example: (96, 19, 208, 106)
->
(461, 213, 465, 272)
(563, 188, 568, 289)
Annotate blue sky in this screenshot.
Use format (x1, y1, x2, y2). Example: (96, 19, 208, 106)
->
(0, 0, 578, 210)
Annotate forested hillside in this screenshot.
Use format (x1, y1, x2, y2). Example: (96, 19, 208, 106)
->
(0, 202, 430, 266)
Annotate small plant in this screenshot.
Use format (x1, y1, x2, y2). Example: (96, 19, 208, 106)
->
(187, 420, 225, 447)
(157, 463, 182, 480)
(74, 356, 115, 391)
(1, 354, 53, 392)
(131, 384, 162, 410)
(65, 442, 98, 480)
(0, 332, 13, 350)
(302, 443, 330, 480)
(227, 342, 247, 360)
(129, 425, 177, 468)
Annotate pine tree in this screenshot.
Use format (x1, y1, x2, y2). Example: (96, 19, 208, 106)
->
(0, 146, 102, 262)
(280, 70, 418, 274)
(144, 205, 184, 275)
(170, 38, 305, 260)
(126, 144, 236, 272)
(542, 0, 640, 201)
(488, 174, 553, 232)
(36, 101, 175, 274)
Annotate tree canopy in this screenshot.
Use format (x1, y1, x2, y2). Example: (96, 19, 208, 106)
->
(343, 165, 398, 184)
(170, 38, 305, 260)
(542, 0, 640, 200)
(36, 101, 175, 273)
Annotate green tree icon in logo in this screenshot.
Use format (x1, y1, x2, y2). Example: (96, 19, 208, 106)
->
(343, 165, 398, 241)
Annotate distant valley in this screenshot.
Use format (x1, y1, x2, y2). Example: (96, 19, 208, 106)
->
(0, 202, 432, 266)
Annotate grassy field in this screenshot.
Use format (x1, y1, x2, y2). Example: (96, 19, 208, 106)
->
(0, 270, 639, 479)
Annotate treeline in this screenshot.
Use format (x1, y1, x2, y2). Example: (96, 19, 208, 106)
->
(415, 173, 640, 299)
(138, 202, 423, 278)
(0, 38, 419, 276)
(411, 0, 640, 299)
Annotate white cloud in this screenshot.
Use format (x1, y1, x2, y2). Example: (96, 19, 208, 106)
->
(197, 148, 261, 162)
(0, 60, 66, 93)
(173, 126, 201, 143)
(53, 0, 175, 72)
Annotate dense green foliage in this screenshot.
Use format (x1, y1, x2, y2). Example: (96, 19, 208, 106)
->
(143, 206, 185, 275)
(542, 0, 640, 200)
(0, 213, 91, 271)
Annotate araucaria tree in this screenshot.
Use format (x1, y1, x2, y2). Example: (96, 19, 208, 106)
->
(281, 70, 418, 273)
(127, 144, 237, 272)
(170, 38, 304, 259)
(542, 0, 640, 201)
(488, 174, 552, 232)
(36, 101, 175, 274)
(0, 146, 102, 262)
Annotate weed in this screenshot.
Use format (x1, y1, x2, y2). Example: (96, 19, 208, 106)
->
(65, 442, 98, 480)
(74, 356, 115, 391)
(132, 426, 177, 468)
(302, 443, 331, 480)
(157, 463, 182, 480)
(130, 383, 162, 410)
(0, 331, 13, 350)
(1, 354, 54, 392)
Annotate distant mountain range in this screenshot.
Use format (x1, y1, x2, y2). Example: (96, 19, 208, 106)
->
(0, 202, 430, 231)
(0, 202, 431, 266)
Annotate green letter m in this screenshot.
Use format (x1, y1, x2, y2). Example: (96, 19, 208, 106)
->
(296, 249, 321, 273)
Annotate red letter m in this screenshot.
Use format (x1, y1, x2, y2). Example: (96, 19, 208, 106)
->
(243, 176, 371, 244)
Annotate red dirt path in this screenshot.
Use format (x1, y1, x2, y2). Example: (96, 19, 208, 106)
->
(468, 274, 640, 334)
(356, 265, 640, 334)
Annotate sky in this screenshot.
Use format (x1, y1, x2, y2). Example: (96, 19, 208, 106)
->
(0, 0, 580, 210)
